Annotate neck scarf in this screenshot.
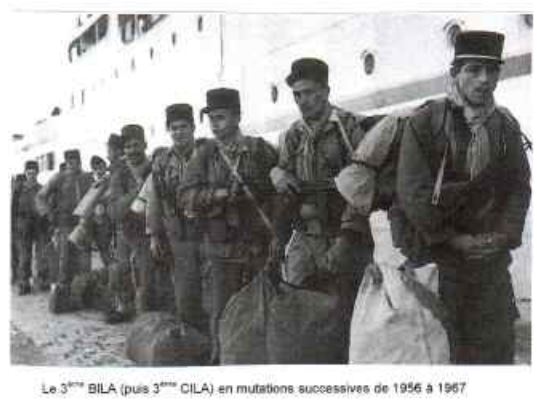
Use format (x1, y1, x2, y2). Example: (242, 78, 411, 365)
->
(447, 78, 496, 179)
(301, 104, 333, 181)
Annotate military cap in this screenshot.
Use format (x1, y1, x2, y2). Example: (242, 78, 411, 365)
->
(107, 133, 124, 149)
(166, 103, 194, 127)
(64, 149, 81, 160)
(201, 88, 241, 114)
(24, 160, 39, 171)
(453, 31, 505, 63)
(121, 124, 145, 142)
(286, 58, 329, 87)
(90, 155, 106, 169)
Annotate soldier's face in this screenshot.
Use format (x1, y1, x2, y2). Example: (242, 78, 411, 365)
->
(124, 138, 147, 165)
(92, 162, 107, 178)
(454, 60, 500, 106)
(66, 157, 81, 172)
(107, 145, 123, 163)
(208, 109, 240, 141)
(25, 168, 37, 182)
(168, 119, 195, 148)
(291, 79, 329, 120)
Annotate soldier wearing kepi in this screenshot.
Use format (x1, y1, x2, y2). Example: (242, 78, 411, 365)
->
(36, 150, 93, 312)
(147, 104, 207, 331)
(271, 58, 374, 350)
(395, 31, 531, 364)
(13, 161, 45, 295)
(179, 88, 278, 363)
(108, 124, 154, 317)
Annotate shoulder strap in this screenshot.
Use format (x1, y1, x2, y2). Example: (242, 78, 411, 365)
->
(427, 99, 450, 206)
(331, 110, 355, 156)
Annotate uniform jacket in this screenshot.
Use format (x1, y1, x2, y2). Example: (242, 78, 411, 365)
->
(109, 159, 151, 238)
(178, 133, 278, 243)
(13, 180, 42, 221)
(36, 170, 94, 227)
(147, 145, 195, 238)
(395, 98, 531, 262)
(278, 105, 372, 237)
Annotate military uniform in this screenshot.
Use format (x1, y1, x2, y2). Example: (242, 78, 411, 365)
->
(36, 153, 93, 293)
(147, 103, 206, 330)
(108, 125, 158, 316)
(12, 163, 47, 294)
(274, 59, 374, 349)
(11, 174, 26, 285)
(179, 88, 278, 361)
(395, 32, 531, 364)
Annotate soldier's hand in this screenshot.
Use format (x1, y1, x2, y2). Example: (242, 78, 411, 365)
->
(270, 166, 301, 195)
(466, 232, 508, 260)
(149, 235, 165, 260)
(228, 180, 246, 204)
(319, 231, 358, 275)
(447, 234, 478, 254)
(212, 188, 230, 204)
(448, 233, 507, 260)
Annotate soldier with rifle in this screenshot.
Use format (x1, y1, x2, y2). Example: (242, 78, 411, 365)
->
(270, 58, 374, 355)
(178, 88, 278, 364)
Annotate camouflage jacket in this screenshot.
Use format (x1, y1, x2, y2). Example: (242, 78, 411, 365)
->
(179, 133, 278, 243)
(278, 105, 372, 237)
(36, 170, 94, 227)
(395, 98, 531, 262)
(147, 145, 195, 238)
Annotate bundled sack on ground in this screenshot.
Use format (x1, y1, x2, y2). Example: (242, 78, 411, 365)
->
(219, 266, 345, 365)
(125, 312, 210, 366)
(348, 262, 449, 364)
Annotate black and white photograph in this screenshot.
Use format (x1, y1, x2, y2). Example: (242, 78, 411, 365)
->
(3, 0, 535, 410)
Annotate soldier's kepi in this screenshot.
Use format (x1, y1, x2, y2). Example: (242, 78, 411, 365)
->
(146, 103, 208, 333)
(179, 87, 278, 364)
(394, 31, 531, 364)
(271, 57, 374, 360)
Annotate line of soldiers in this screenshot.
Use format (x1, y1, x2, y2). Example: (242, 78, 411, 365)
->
(11, 30, 531, 365)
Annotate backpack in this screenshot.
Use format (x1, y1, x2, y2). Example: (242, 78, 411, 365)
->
(335, 100, 449, 215)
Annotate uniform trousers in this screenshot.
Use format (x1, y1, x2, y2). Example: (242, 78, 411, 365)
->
(15, 218, 46, 286)
(437, 254, 518, 364)
(57, 223, 91, 286)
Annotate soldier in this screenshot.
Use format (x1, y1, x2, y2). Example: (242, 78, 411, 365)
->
(147, 104, 207, 331)
(13, 161, 44, 295)
(11, 173, 26, 285)
(107, 124, 155, 320)
(270, 58, 374, 353)
(36, 150, 93, 312)
(88, 155, 113, 267)
(395, 31, 531, 364)
(90, 155, 107, 180)
(179, 88, 278, 363)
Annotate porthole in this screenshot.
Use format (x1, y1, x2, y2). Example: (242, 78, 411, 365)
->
(270, 83, 279, 103)
(360, 50, 375, 75)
